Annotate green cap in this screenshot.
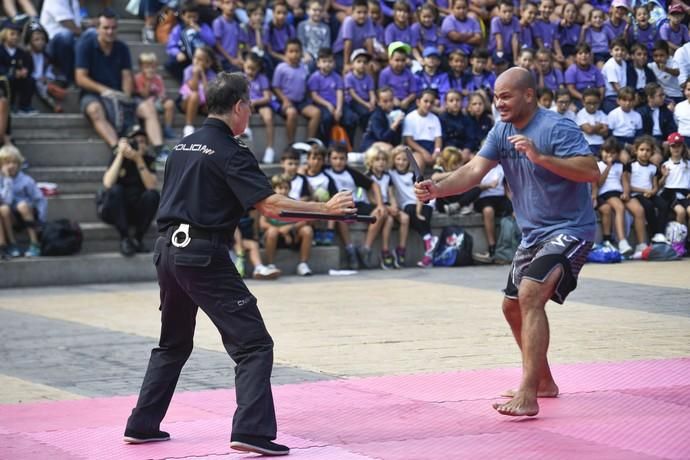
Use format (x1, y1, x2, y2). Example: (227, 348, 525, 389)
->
(387, 41, 411, 57)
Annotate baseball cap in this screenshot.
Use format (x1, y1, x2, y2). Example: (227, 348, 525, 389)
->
(1, 19, 22, 31)
(667, 132, 685, 145)
(350, 48, 372, 62)
(388, 41, 411, 57)
(668, 4, 684, 14)
(126, 124, 146, 138)
(611, 0, 629, 10)
(422, 46, 441, 58)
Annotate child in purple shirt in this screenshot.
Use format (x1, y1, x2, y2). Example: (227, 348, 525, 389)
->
(244, 52, 277, 163)
(332, 0, 376, 72)
(565, 43, 605, 107)
(660, 5, 689, 54)
(378, 41, 417, 110)
(605, 1, 630, 43)
(344, 48, 376, 134)
(445, 49, 471, 106)
(533, 0, 559, 55)
(557, 3, 581, 63)
(517, 2, 538, 53)
(630, 5, 658, 56)
(411, 4, 442, 58)
(466, 48, 496, 101)
(165, 2, 215, 82)
(415, 47, 449, 110)
(384, 1, 419, 62)
(308, 48, 357, 144)
(582, 8, 614, 66)
(263, 2, 296, 69)
(489, 0, 520, 64)
(213, 0, 243, 71)
(441, 0, 481, 57)
(536, 48, 564, 92)
(242, 4, 264, 51)
(179, 46, 218, 137)
(272, 39, 321, 144)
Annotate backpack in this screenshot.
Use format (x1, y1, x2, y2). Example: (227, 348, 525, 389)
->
(587, 243, 622, 264)
(493, 216, 521, 264)
(40, 219, 83, 256)
(432, 226, 473, 267)
(642, 243, 680, 261)
(665, 221, 688, 257)
(101, 94, 137, 137)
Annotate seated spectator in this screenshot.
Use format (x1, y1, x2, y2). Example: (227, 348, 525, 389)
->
(411, 4, 442, 61)
(325, 144, 386, 269)
(179, 46, 219, 138)
(576, 88, 608, 156)
(445, 49, 471, 105)
(565, 43, 605, 108)
(516, 2, 538, 54)
(441, 0, 482, 58)
(378, 41, 417, 111)
(0, 165, 10, 259)
(515, 48, 536, 73)
(135, 52, 176, 140)
(675, 43, 690, 91)
(624, 136, 670, 256)
(24, 20, 63, 113)
(403, 89, 442, 169)
(360, 86, 404, 152)
(213, 0, 244, 72)
(279, 147, 311, 201)
(0, 144, 45, 257)
(553, 89, 577, 122)
(75, 10, 170, 162)
(344, 48, 376, 140)
(301, 145, 338, 245)
(625, 42, 656, 106)
(466, 48, 496, 103)
(432, 145, 479, 215)
(557, 3, 581, 65)
(39, 0, 82, 83)
(98, 126, 159, 257)
(464, 91, 493, 153)
(232, 211, 282, 279)
(298, 0, 331, 72)
(489, 0, 519, 66)
(630, 5, 657, 57)
(608, 87, 643, 147)
(650, 40, 683, 105)
(605, 0, 630, 45)
(593, 139, 633, 256)
(259, 175, 314, 276)
(415, 47, 449, 110)
(364, 145, 409, 269)
(0, 20, 35, 114)
(388, 145, 437, 268)
(601, 38, 628, 114)
(473, 164, 510, 263)
(272, 39, 321, 145)
(331, 0, 376, 74)
(262, 1, 296, 72)
(675, 78, 690, 146)
(582, 8, 611, 68)
(244, 52, 276, 163)
(384, 1, 418, 60)
(659, 133, 690, 234)
(536, 52, 563, 98)
(637, 82, 677, 144)
(3, 0, 37, 22)
(440, 89, 468, 151)
(659, 4, 688, 54)
(533, 0, 559, 60)
(537, 87, 554, 109)
(165, 1, 215, 82)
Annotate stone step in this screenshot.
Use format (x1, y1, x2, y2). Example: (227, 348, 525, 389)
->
(18, 140, 112, 167)
(46, 193, 98, 222)
(0, 245, 341, 288)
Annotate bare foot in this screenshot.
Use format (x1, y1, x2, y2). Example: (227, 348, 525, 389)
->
(492, 395, 539, 417)
(501, 381, 559, 398)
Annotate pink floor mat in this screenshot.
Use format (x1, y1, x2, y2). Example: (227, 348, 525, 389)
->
(1, 358, 688, 459)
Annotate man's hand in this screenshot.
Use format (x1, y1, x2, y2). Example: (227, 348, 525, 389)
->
(415, 179, 438, 202)
(509, 134, 542, 164)
(324, 191, 356, 215)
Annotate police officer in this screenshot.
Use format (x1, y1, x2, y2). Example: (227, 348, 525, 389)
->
(123, 72, 355, 456)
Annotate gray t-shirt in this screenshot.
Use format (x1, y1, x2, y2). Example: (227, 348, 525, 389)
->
(478, 108, 596, 247)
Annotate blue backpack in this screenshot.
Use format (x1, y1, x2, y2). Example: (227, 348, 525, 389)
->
(432, 226, 474, 267)
(587, 244, 622, 264)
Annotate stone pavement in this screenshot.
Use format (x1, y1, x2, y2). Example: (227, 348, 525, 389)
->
(0, 260, 689, 458)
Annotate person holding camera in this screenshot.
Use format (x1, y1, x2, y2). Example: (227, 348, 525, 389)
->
(99, 125, 160, 257)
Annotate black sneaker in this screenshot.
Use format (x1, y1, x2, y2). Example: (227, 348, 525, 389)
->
(120, 238, 136, 257)
(230, 434, 289, 456)
(123, 428, 170, 444)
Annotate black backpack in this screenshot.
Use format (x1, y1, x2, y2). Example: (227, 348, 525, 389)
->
(432, 226, 474, 267)
(40, 219, 83, 256)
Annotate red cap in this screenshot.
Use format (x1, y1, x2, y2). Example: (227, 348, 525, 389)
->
(669, 4, 685, 14)
(667, 132, 685, 144)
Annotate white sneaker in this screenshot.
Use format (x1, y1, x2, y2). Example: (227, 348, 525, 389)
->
(632, 243, 648, 260)
(296, 262, 312, 276)
(263, 146, 275, 163)
(183, 125, 195, 137)
(618, 239, 633, 256)
(651, 233, 668, 244)
(460, 205, 473, 215)
(602, 240, 616, 251)
(253, 264, 281, 280)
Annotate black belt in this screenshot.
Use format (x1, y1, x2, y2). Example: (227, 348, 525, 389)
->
(163, 224, 229, 247)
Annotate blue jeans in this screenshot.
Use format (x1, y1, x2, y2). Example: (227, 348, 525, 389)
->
(47, 31, 77, 84)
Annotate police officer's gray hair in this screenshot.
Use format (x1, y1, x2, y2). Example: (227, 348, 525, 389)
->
(206, 72, 250, 116)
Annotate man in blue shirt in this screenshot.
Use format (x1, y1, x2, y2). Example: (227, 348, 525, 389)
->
(416, 67, 600, 418)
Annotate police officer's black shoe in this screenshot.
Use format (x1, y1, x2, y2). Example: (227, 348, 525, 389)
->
(120, 238, 137, 257)
(230, 434, 290, 456)
(123, 428, 170, 444)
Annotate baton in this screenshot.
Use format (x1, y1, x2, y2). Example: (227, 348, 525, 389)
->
(279, 211, 377, 224)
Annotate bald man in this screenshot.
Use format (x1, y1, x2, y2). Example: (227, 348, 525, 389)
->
(416, 68, 600, 417)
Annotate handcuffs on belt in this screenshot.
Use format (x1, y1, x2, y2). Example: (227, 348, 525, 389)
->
(171, 223, 192, 248)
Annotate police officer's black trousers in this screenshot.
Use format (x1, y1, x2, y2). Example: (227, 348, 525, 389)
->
(99, 185, 160, 240)
(126, 236, 278, 439)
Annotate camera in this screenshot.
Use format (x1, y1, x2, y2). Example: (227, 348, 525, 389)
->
(128, 139, 139, 151)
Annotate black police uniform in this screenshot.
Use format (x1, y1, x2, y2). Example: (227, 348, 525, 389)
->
(125, 118, 278, 440)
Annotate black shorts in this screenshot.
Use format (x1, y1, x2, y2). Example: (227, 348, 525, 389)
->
(474, 195, 509, 216)
(355, 201, 375, 215)
(596, 190, 622, 208)
(10, 203, 39, 229)
(504, 233, 593, 305)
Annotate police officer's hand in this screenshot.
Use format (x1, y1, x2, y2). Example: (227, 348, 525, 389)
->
(325, 191, 356, 215)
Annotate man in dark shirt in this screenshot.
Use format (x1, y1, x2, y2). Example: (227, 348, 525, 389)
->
(75, 9, 169, 162)
(123, 72, 355, 457)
